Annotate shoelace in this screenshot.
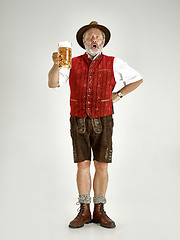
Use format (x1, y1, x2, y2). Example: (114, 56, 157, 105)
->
(76, 202, 85, 215)
(100, 204, 108, 217)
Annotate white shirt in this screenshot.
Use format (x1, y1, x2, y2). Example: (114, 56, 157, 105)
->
(57, 53, 142, 92)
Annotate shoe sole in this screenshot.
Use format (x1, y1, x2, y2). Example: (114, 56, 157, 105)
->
(69, 220, 92, 228)
(92, 220, 116, 228)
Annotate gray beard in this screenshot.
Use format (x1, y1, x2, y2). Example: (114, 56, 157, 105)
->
(84, 43, 103, 57)
(87, 48, 101, 57)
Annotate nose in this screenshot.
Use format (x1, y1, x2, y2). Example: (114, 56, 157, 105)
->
(91, 35, 97, 41)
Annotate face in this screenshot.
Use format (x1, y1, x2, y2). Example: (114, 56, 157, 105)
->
(83, 28, 105, 57)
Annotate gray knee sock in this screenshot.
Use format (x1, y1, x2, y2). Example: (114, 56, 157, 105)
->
(78, 194, 91, 204)
(93, 195, 106, 204)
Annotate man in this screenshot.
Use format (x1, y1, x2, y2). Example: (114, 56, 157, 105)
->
(48, 21, 143, 228)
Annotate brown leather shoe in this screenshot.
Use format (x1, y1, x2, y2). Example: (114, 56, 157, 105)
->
(69, 203, 92, 228)
(93, 203, 116, 228)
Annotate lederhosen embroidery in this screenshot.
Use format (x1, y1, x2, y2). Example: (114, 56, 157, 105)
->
(105, 148, 113, 162)
(76, 116, 103, 134)
(91, 118, 102, 134)
(76, 117, 86, 134)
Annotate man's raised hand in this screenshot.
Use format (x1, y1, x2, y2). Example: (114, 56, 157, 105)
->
(52, 52, 59, 65)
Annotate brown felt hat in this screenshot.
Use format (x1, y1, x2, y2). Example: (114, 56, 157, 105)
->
(76, 21, 111, 49)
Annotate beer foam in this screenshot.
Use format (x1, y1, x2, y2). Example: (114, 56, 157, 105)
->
(58, 41, 71, 48)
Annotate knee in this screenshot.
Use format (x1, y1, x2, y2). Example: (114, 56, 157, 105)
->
(94, 160, 108, 173)
(77, 160, 91, 171)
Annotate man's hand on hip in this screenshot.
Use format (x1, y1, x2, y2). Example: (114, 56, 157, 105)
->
(112, 92, 121, 103)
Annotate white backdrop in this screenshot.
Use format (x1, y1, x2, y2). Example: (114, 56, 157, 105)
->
(0, 0, 180, 239)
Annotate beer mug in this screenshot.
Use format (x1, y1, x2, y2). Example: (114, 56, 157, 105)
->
(58, 41, 72, 68)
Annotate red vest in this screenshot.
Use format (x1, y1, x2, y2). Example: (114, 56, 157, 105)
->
(69, 53, 116, 118)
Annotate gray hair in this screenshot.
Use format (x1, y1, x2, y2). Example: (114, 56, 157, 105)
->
(83, 28, 105, 40)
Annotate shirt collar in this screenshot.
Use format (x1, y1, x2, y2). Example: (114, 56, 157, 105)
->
(86, 52, 101, 61)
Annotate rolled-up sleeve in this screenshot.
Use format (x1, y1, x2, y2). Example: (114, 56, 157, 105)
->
(53, 68, 70, 91)
(113, 57, 142, 88)
(59, 68, 70, 85)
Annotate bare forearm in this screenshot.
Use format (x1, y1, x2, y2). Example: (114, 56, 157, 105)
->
(48, 64, 60, 88)
(112, 79, 143, 103)
(120, 79, 143, 96)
